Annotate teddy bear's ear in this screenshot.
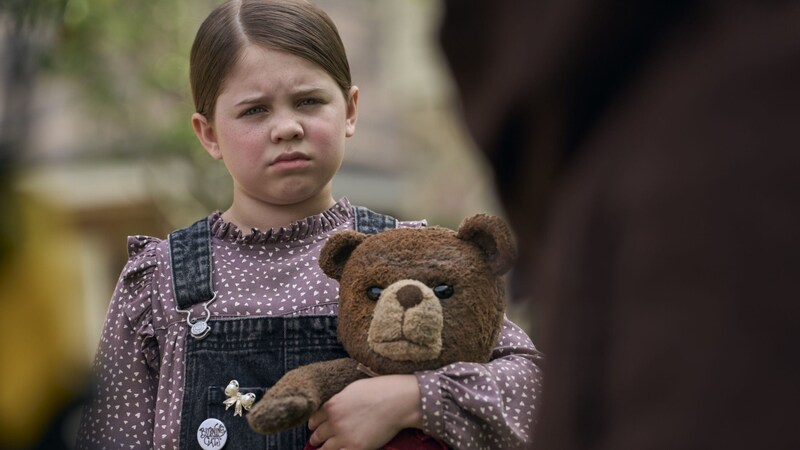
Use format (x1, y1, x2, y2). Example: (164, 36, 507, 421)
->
(456, 214, 517, 275)
(319, 230, 368, 280)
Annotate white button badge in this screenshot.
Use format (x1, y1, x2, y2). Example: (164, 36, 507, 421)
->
(197, 418, 228, 450)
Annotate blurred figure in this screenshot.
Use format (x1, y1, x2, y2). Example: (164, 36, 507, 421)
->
(439, 1, 800, 449)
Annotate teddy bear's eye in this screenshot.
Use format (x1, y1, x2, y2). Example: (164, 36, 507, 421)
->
(433, 284, 454, 299)
(366, 286, 383, 301)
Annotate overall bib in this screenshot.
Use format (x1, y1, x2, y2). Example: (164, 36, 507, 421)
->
(170, 206, 397, 450)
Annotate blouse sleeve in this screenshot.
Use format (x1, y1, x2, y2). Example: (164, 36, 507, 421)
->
(415, 316, 544, 449)
(76, 236, 161, 449)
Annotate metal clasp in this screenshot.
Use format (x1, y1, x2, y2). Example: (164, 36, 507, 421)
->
(177, 291, 217, 340)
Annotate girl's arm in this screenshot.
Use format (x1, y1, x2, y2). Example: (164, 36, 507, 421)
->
(308, 316, 543, 450)
(417, 317, 543, 449)
(308, 374, 423, 450)
(75, 237, 160, 450)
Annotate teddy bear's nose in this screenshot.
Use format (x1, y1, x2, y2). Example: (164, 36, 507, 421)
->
(396, 284, 423, 309)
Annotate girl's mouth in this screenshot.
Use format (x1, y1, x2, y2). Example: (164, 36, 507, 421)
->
(270, 152, 311, 169)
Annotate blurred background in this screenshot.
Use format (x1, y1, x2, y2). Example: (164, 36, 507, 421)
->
(0, 1, 527, 448)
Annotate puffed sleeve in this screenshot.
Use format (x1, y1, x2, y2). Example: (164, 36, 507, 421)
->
(416, 316, 544, 449)
(76, 236, 161, 449)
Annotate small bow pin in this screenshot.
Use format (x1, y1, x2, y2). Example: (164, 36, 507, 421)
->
(223, 380, 256, 417)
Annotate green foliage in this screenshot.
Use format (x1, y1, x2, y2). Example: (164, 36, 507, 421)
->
(44, 0, 203, 151)
(34, 0, 229, 210)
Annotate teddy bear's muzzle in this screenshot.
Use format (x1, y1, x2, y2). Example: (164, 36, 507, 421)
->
(367, 280, 444, 362)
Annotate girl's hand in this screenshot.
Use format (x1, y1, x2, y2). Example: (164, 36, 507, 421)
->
(307, 374, 423, 450)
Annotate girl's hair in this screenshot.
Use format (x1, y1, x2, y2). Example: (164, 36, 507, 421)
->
(190, 0, 352, 119)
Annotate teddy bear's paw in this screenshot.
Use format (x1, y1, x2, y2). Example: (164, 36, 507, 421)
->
(247, 395, 314, 435)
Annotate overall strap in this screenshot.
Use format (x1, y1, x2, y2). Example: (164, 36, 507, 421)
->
(353, 205, 398, 234)
(168, 217, 214, 310)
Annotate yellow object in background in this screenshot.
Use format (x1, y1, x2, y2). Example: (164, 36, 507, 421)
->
(0, 191, 91, 449)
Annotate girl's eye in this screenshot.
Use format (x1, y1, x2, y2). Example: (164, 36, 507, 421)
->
(366, 286, 383, 301)
(243, 106, 267, 116)
(433, 284, 454, 299)
(298, 98, 322, 107)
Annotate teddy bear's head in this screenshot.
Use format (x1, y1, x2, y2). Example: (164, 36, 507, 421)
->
(319, 214, 517, 375)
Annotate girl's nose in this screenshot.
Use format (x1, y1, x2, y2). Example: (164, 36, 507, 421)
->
(270, 112, 304, 143)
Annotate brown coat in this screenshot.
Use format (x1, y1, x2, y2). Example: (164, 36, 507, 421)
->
(440, 1, 800, 449)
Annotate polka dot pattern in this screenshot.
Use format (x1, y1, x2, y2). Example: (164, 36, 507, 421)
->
(75, 198, 543, 448)
(417, 320, 544, 449)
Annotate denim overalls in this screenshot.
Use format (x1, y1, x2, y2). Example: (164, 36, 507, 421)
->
(169, 206, 398, 450)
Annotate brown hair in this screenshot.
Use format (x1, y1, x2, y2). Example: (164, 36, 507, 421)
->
(190, 0, 352, 119)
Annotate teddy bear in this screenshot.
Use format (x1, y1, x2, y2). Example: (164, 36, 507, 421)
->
(246, 213, 517, 449)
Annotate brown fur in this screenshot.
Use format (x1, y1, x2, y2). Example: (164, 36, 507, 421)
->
(247, 214, 516, 435)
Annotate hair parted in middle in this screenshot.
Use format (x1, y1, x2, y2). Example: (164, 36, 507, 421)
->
(190, 0, 352, 119)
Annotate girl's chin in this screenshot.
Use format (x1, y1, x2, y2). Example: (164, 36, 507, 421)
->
(263, 189, 330, 207)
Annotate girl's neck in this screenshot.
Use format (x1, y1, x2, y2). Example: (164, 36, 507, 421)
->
(222, 194, 337, 232)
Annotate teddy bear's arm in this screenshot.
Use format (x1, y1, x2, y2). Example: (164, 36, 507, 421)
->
(247, 357, 367, 435)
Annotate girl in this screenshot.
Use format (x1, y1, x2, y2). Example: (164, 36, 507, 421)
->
(76, 1, 543, 449)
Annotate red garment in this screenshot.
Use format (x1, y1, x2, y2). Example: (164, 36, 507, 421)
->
(304, 428, 449, 450)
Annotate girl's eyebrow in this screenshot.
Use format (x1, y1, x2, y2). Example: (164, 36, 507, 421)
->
(294, 87, 326, 95)
(234, 87, 328, 106)
(235, 95, 270, 106)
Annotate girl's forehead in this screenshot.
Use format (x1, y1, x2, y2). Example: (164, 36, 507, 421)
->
(233, 45, 327, 78)
(234, 44, 327, 75)
(219, 44, 336, 94)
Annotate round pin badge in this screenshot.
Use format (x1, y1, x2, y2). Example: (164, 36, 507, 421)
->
(197, 418, 227, 450)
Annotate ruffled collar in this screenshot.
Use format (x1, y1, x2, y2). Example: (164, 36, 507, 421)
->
(209, 198, 353, 245)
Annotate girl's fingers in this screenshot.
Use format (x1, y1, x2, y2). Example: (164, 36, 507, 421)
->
(308, 419, 331, 447)
(308, 408, 328, 431)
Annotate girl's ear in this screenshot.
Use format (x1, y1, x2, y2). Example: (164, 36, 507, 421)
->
(192, 112, 223, 160)
(345, 86, 359, 138)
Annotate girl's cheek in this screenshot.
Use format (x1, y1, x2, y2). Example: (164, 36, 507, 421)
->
(305, 119, 343, 145)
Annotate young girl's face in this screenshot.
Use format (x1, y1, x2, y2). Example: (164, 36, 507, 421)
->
(193, 44, 358, 209)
